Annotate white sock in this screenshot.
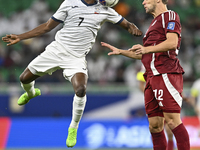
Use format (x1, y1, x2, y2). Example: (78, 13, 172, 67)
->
(70, 94, 87, 129)
(21, 81, 35, 97)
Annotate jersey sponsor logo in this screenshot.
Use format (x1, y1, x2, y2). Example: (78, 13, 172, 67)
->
(167, 22, 175, 30)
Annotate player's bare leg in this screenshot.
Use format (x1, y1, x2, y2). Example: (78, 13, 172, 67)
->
(165, 123, 174, 150)
(164, 113, 190, 150)
(66, 73, 88, 148)
(18, 68, 41, 105)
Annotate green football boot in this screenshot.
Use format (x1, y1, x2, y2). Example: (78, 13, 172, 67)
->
(18, 88, 41, 105)
(66, 127, 77, 148)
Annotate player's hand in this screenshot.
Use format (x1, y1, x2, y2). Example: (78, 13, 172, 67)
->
(128, 44, 147, 55)
(2, 34, 20, 46)
(132, 28, 143, 36)
(101, 42, 121, 55)
(128, 23, 142, 36)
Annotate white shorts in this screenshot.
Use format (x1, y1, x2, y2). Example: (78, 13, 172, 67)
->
(28, 41, 88, 81)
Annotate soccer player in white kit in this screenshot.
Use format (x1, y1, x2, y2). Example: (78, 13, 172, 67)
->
(2, 0, 142, 147)
(189, 79, 200, 127)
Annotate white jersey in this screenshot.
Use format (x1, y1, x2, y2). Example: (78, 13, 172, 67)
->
(52, 0, 124, 57)
(191, 79, 200, 101)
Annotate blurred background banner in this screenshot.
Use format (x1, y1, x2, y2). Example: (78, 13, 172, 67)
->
(0, 0, 200, 149)
(4, 117, 152, 149)
(0, 115, 200, 149)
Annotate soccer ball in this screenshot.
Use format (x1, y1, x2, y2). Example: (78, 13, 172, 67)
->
(99, 0, 119, 7)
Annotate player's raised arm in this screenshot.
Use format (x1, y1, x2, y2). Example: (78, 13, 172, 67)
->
(2, 18, 60, 46)
(119, 18, 142, 36)
(101, 42, 142, 59)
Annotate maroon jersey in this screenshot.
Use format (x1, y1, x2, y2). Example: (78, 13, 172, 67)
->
(142, 10, 184, 77)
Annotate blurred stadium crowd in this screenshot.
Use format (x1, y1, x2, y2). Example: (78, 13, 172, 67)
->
(0, 0, 200, 84)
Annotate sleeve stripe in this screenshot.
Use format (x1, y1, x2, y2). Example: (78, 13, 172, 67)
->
(51, 16, 64, 23)
(115, 17, 124, 24)
(173, 11, 176, 20)
(161, 13, 165, 28)
(169, 10, 176, 21)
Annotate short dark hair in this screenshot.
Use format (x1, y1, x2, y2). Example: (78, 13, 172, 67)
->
(162, 0, 168, 4)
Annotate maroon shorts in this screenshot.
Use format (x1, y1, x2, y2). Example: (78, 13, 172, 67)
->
(144, 73, 183, 118)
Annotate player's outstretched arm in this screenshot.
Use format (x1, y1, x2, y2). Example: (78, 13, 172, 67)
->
(119, 18, 142, 36)
(2, 18, 60, 46)
(131, 33, 178, 55)
(101, 42, 142, 59)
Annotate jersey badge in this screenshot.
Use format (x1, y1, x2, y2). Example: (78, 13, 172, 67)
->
(167, 22, 175, 30)
(94, 7, 100, 14)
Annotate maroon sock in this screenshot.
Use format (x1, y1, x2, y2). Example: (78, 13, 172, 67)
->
(151, 130, 167, 150)
(167, 140, 174, 150)
(172, 123, 190, 150)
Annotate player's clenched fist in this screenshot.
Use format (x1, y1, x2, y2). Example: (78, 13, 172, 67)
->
(2, 34, 20, 46)
(132, 28, 143, 36)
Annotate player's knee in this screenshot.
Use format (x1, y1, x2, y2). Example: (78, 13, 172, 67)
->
(149, 121, 164, 133)
(75, 85, 86, 97)
(165, 120, 176, 130)
(19, 74, 27, 84)
(165, 124, 173, 139)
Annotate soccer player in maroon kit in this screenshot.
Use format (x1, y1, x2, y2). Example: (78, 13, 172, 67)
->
(101, 0, 190, 150)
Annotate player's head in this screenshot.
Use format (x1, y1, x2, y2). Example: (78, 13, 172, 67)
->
(142, 0, 168, 15)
